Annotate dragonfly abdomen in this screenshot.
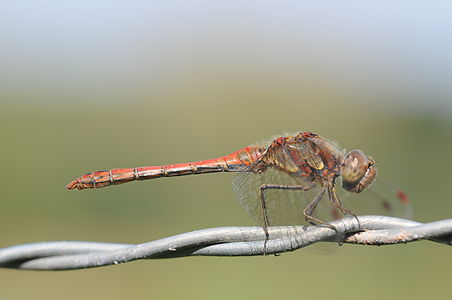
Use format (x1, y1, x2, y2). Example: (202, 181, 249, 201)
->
(66, 146, 264, 190)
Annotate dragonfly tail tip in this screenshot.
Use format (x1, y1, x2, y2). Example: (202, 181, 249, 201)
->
(65, 179, 81, 190)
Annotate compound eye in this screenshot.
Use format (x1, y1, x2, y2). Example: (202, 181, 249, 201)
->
(341, 150, 376, 193)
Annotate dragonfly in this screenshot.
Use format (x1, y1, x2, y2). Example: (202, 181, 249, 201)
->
(66, 131, 411, 236)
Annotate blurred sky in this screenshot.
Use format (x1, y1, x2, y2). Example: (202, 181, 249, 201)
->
(0, 0, 451, 115)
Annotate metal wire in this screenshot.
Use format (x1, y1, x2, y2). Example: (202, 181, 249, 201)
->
(1, 215, 451, 271)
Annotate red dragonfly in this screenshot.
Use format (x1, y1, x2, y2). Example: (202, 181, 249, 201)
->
(66, 132, 411, 235)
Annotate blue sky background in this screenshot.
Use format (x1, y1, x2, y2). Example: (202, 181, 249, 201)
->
(1, 1, 451, 114)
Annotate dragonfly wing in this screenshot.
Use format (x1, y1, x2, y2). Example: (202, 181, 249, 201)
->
(336, 177, 413, 220)
(233, 167, 412, 226)
(232, 166, 329, 226)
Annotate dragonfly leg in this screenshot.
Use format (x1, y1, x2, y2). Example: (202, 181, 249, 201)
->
(328, 187, 360, 228)
(259, 183, 314, 238)
(303, 187, 336, 230)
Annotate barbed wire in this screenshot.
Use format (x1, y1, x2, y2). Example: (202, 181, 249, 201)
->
(1, 215, 451, 271)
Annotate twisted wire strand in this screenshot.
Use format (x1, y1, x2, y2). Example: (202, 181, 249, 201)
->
(1, 216, 451, 271)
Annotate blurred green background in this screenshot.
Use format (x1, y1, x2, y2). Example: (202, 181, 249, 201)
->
(1, 1, 451, 299)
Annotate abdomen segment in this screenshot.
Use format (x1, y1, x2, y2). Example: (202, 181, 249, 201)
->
(65, 146, 263, 190)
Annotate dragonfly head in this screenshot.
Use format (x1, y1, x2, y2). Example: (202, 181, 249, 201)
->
(341, 150, 376, 193)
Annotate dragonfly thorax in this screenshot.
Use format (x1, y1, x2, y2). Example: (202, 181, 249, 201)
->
(340, 150, 376, 193)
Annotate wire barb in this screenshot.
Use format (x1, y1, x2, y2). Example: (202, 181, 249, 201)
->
(1, 215, 451, 271)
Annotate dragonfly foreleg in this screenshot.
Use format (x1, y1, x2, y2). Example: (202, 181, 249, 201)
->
(302, 187, 336, 230)
(328, 187, 360, 228)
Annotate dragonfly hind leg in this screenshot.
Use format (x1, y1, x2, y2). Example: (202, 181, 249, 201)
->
(259, 183, 314, 238)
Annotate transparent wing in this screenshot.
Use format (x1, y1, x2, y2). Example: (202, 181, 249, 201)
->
(336, 177, 413, 220)
(232, 166, 329, 226)
(232, 166, 413, 227)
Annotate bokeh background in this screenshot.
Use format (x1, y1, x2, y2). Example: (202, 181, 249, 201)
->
(1, 1, 451, 299)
